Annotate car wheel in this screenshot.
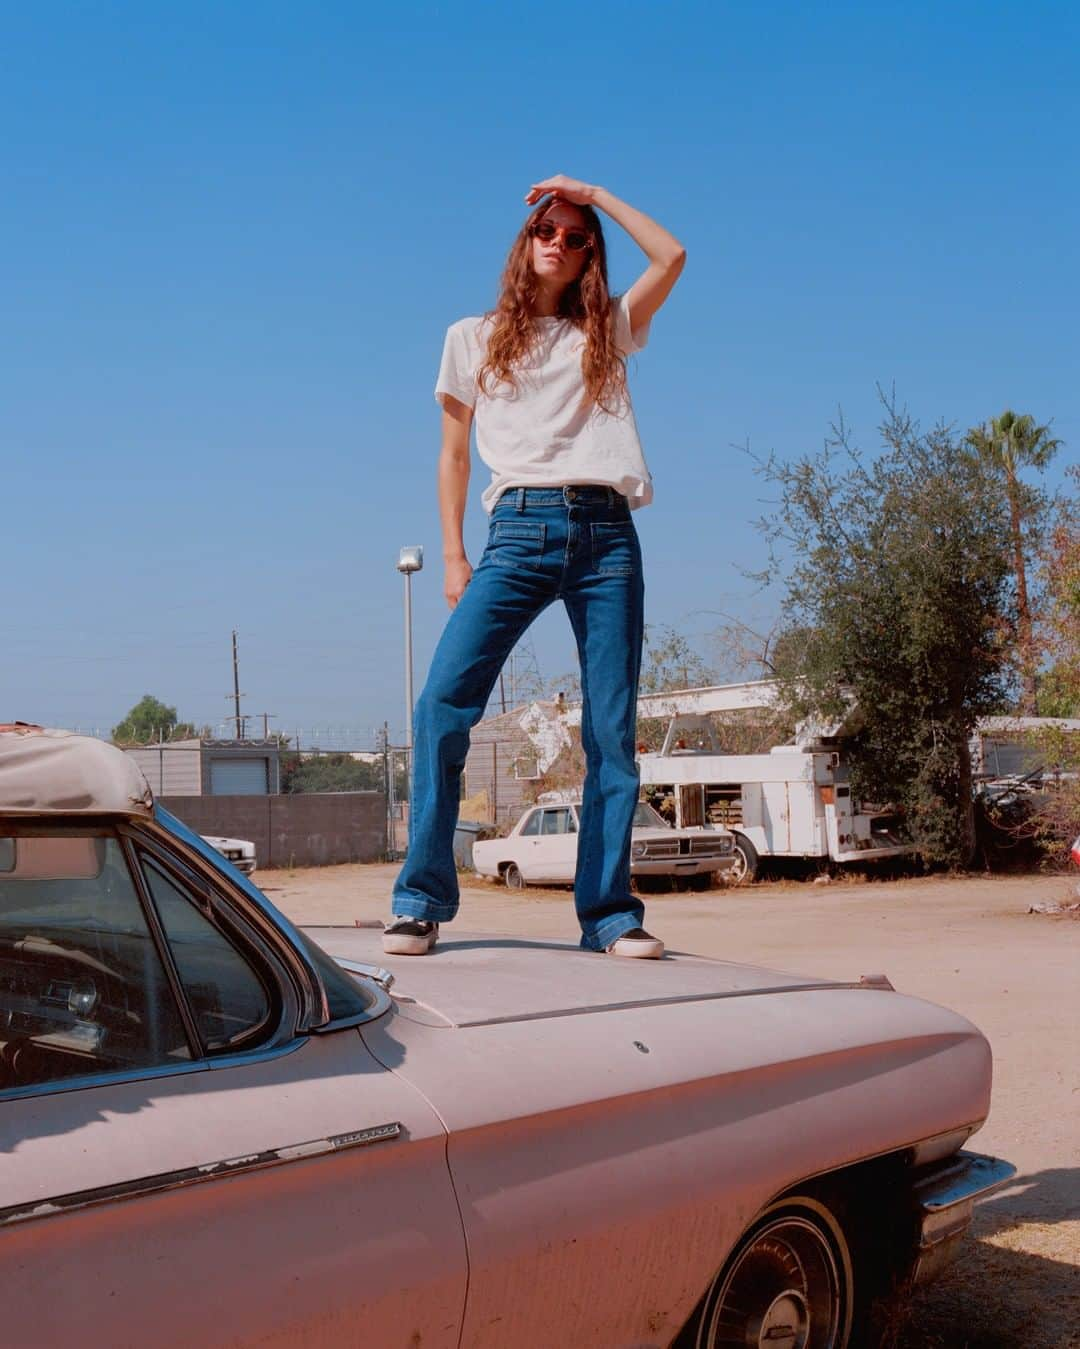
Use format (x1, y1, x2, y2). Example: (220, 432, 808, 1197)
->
(503, 862, 525, 890)
(695, 1198, 853, 1348)
(726, 833, 759, 885)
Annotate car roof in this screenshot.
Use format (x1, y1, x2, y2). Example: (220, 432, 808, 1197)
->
(0, 725, 153, 817)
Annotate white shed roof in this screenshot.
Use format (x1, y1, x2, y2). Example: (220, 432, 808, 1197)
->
(0, 726, 154, 816)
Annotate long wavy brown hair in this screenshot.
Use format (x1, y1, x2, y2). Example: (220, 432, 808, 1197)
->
(476, 200, 628, 415)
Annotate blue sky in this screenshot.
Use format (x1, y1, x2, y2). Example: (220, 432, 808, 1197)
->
(3, 1, 1077, 746)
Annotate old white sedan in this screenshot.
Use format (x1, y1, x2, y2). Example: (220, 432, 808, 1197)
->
(201, 833, 257, 874)
(472, 798, 736, 889)
(0, 727, 1013, 1348)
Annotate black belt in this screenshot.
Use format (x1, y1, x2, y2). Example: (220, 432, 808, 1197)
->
(496, 485, 628, 508)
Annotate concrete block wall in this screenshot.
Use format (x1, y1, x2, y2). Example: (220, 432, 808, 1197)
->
(161, 792, 385, 868)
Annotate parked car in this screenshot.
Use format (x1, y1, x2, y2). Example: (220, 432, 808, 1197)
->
(472, 798, 736, 889)
(0, 726, 1014, 1348)
(201, 833, 257, 874)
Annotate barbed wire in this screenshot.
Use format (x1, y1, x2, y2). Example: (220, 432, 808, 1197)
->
(45, 723, 397, 753)
(47, 698, 545, 751)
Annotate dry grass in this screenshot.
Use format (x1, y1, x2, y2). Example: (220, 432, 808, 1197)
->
(883, 1210, 1080, 1348)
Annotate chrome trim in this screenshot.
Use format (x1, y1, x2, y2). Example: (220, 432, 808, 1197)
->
(0, 1121, 402, 1229)
(858, 973, 896, 991)
(914, 1150, 1017, 1217)
(202, 1035, 311, 1071)
(452, 978, 897, 1028)
(0, 1036, 305, 1103)
(333, 958, 395, 991)
(305, 978, 393, 1033)
(910, 1150, 1017, 1284)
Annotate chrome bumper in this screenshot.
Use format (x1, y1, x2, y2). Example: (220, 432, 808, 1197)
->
(911, 1151, 1016, 1284)
(631, 856, 734, 876)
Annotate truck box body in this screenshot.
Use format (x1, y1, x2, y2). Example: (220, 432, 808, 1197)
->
(639, 745, 912, 865)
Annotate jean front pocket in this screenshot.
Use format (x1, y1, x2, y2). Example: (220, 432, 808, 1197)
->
(590, 520, 639, 576)
(490, 519, 546, 571)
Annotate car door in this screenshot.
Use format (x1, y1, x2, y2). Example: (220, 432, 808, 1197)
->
(514, 807, 545, 880)
(0, 822, 467, 1349)
(531, 807, 579, 882)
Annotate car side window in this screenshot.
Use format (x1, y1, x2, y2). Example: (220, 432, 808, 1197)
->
(141, 859, 273, 1053)
(0, 833, 192, 1095)
(541, 808, 575, 835)
(519, 811, 542, 836)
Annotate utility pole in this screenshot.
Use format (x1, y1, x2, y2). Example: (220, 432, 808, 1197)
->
(230, 629, 246, 739)
(381, 721, 396, 860)
(254, 712, 277, 740)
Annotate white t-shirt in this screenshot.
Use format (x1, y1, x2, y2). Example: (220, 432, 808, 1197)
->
(435, 293, 653, 514)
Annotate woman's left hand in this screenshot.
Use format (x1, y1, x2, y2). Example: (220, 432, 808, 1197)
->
(525, 175, 596, 207)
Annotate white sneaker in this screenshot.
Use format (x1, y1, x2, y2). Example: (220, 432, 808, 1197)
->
(606, 927, 664, 959)
(383, 917, 439, 956)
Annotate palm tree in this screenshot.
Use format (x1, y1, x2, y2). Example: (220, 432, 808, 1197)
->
(966, 410, 1061, 714)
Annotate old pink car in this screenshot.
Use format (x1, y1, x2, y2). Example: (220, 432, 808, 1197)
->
(0, 727, 1013, 1348)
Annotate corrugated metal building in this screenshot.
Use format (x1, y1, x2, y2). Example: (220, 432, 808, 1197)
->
(124, 739, 281, 796)
(463, 702, 576, 825)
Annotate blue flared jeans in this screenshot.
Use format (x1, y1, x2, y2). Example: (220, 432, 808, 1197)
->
(392, 485, 646, 951)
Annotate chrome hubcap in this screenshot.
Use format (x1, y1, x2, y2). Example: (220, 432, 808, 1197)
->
(747, 1290, 809, 1347)
(704, 1216, 843, 1348)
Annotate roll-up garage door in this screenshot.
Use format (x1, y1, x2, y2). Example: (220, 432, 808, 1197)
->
(209, 758, 268, 795)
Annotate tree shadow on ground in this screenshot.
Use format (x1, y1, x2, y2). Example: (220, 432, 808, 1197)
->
(881, 1169, 1080, 1348)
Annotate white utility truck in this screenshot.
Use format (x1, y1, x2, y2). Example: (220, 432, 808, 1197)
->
(617, 683, 914, 884)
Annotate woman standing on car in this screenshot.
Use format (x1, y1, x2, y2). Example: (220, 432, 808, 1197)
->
(384, 174, 686, 959)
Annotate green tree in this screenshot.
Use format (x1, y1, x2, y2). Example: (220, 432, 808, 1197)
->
(1028, 472, 1080, 862)
(279, 752, 408, 799)
(965, 410, 1061, 714)
(111, 695, 197, 745)
(279, 753, 377, 794)
(758, 401, 1014, 866)
(1037, 469, 1080, 717)
(1036, 666, 1080, 719)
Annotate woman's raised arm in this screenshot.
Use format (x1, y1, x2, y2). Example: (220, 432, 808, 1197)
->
(525, 175, 686, 333)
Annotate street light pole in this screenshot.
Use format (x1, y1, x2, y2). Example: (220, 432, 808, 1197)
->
(396, 546, 424, 749)
(403, 570, 414, 746)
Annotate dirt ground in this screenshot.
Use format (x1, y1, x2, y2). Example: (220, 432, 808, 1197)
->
(261, 863, 1080, 1348)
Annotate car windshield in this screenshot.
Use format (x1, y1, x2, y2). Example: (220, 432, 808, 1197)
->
(632, 802, 669, 829)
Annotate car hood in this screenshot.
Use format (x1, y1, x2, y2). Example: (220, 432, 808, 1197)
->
(302, 925, 875, 1029)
